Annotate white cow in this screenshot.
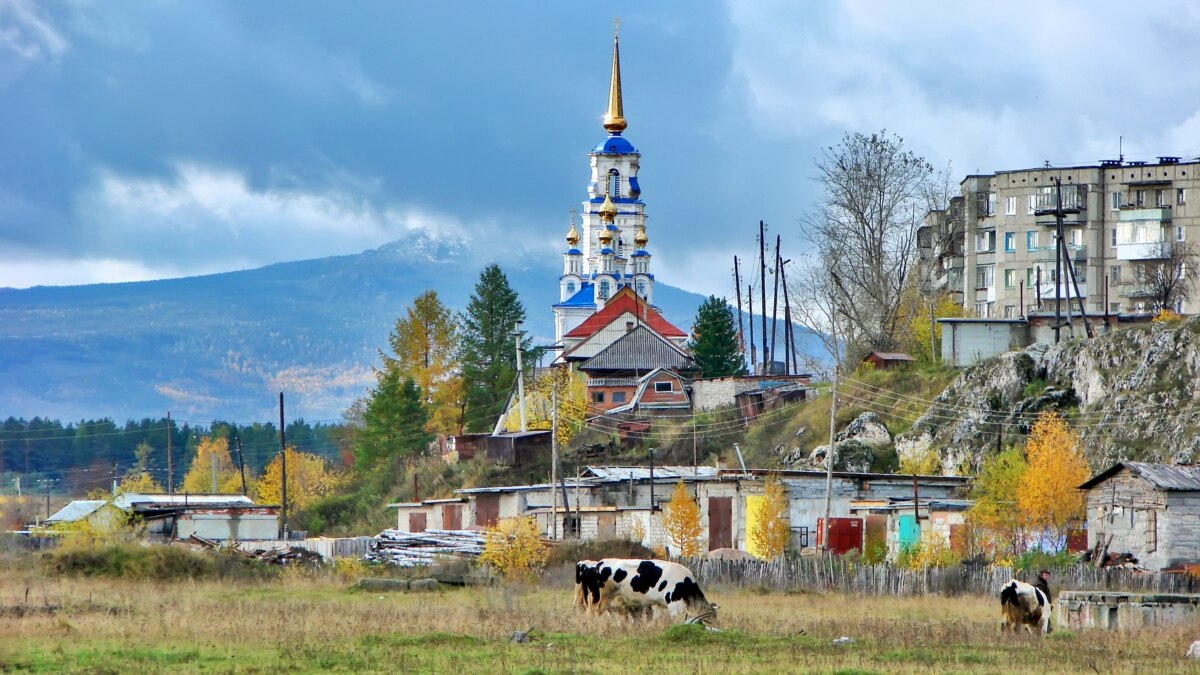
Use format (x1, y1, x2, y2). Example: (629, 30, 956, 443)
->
(999, 579, 1052, 634)
(582, 559, 717, 621)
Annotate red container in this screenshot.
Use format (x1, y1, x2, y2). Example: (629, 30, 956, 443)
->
(816, 517, 864, 555)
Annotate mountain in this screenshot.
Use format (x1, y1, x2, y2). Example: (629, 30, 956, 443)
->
(0, 233, 824, 423)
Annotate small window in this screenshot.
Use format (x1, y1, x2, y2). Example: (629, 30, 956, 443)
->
(1111, 228, 1118, 246)
(974, 301, 987, 317)
(1110, 266, 1121, 284)
(1004, 269, 1016, 289)
(1004, 232, 1016, 252)
(654, 381, 673, 393)
(1005, 196, 1016, 215)
(1136, 189, 1146, 206)
(566, 282, 576, 296)
(1027, 195, 1036, 215)
(607, 169, 621, 199)
(1110, 302, 1120, 314)
(598, 281, 611, 300)
(1026, 231, 1038, 251)
(1178, 226, 1185, 242)
(1156, 189, 1168, 207)
(1003, 304, 1016, 318)
(611, 391, 626, 403)
(1111, 191, 1121, 210)
(1178, 188, 1186, 206)
(592, 392, 606, 403)
(636, 281, 646, 296)
(1026, 268, 1035, 288)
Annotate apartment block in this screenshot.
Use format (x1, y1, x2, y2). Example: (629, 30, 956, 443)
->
(920, 157, 1199, 318)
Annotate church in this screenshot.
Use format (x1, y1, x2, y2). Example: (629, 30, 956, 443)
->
(550, 28, 695, 416)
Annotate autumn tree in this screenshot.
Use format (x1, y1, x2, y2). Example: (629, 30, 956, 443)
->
(478, 516, 550, 581)
(500, 366, 587, 447)
(688, 296, 746, 378)
(967, 445, 1029, 561)
(118, 471, 164, 494)
(382, 290, 463, 435)
(459, 264, 533, 432)
(1133, 240, 1200, 312)
(180, 436, 241, 494)
(747, 475, 790, 560)
(905, 293, 969, 364)
(1017, 411, 1090, 548)
(256, 447, 343, 510)
(662, 480, 703, 558)
(355, 370, 432, 467)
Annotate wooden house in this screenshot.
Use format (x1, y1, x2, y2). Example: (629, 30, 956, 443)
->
(1079, 462, 1200, 570)
(862, 351, 916, 370)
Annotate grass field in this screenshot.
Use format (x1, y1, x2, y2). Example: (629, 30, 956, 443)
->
(0, 567, 1196, 674)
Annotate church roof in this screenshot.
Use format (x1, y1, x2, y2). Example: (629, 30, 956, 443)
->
(554, 283, 596, 308)
(579, 325, 696, 373)
(593, 135, 638, 154)
(563, 286, 685, 340)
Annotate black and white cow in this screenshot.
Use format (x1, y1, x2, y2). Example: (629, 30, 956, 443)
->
(580, 559, 717, 620)
(999, 579, 1052, 634)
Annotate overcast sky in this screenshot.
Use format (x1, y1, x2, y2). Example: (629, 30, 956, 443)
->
(4, 1, 1200, 297)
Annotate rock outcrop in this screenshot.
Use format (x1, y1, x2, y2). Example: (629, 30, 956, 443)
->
(803, 412, 891, 473)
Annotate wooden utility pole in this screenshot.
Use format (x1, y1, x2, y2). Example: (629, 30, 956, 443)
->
(234, 433, 247, 496)
(734, 256, 746, 364)
(551, 372, 559, 541)
(747, 284, 756, 374)
(822, 273, 845, 552)
(770, 235, 781, 371)
(166, 412, 173, 495)
(780, 259, 797, 376)
(514, 322, 527, 432)
(279, 392, 288, 540)
(759, 221, 768, 372)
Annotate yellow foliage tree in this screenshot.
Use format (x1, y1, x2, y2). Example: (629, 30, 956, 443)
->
(747, 475, 790, 560)
(118, 471, 164, 494)
(255, 446, 344, 511)
(478, 516, 550, 581)
(899, 446, 942, 475)
(906, 293, 970, 364)
(1153, 308, 1183, 323)
(1016, 411, 1090, 547)
(501, 366, 588, 447)
(180, 436, 240, 494)
(967, 445, 1029, 561)
(382, 290, 463, 435)
(662, 480, 703, 558)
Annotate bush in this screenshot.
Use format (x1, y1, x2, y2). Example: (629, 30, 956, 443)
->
(44, 543, 273, 580)
(477, 517, 549, 581)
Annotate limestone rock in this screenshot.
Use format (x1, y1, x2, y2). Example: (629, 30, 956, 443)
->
(809, 439, 875, 473)
(837, 412, 893, 448)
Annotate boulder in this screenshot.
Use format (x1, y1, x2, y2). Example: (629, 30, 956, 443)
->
(355, 578, 409, 592)
(409, 578, 440, 592)
(809, 439, 875, 473)
(837, 412, 892, 448)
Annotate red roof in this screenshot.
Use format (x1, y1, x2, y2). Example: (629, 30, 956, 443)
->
(563, 286, 686, 340)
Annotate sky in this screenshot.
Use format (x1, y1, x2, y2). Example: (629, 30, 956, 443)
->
(4, 1, 1200, 297)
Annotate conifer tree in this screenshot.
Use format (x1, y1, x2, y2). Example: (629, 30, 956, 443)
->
(355, 370, 432, 467)
(459, 264, 532, 432)
(382, 290, 463, 434)
(688, 296, 746, 378)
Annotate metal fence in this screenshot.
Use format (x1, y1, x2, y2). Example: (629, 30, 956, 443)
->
(681, 557, 1200, 596)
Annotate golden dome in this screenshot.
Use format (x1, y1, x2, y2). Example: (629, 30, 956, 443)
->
(634, 225, 648, 247)
(566, 221, 580, 247)
(598, 226, 614, 246)
(599, 193, 617, 223)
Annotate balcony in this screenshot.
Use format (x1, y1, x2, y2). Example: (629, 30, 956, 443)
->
(1036, 282, 1087, 299)
(1119, 207, 1172, 223)
(1116, 284, 1156, 299)
(1034, 244, 1087, 263)
(1034, 185, 1088, 226)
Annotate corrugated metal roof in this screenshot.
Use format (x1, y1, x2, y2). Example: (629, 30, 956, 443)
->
(579, 325, 696, 372)
(1081, 462, 1200, 491)
(867, 351, 915, 361)
(112, 493, 255, 509)
(583, 466, 717, 481)
(45, 500, 106, 523)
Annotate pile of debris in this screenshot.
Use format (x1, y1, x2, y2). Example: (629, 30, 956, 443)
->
(366, 529, 486, 567)
(249, 546, 324, 566)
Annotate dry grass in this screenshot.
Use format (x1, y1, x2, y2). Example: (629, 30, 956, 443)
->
(0, 568, 1196, 673)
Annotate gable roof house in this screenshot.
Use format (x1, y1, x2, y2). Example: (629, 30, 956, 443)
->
(577, 324, 697, 414)
(559, 286, 687, 363)
(1079, 462, 1200, 570)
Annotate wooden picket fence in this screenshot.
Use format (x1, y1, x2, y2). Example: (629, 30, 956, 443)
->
(681, 557, 1200, 597)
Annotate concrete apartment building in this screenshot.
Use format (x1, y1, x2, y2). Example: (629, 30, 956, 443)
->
(921, 157, 1199, 318)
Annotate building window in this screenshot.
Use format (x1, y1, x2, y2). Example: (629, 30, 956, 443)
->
(1027, 195, 1036, 215)
(977, 191, 995, 216)
(636, 281, 646, 296)
(592, 391, 605, 403)
(975, 230, 995, 253)
(1005, 196, 1016, 215)
(1004, 269, 1016, 289)
(1026, 231, 1038, 251)
(1110, 302, 1121, 314)
(1070, 228, 1082, 246)
(1178, 188, 1187, 206)
(1112, 228, 1118, 246)
(1003, 305, 1016, 318)
(974, 301, 988, 317)
(654, 381, 673, 393)
(607, 169, 621, 199)
(1136, 189, 1146, 206)
(611, 391, 626, 403)
(1156, 189, 1168, 207)
(1110, 266, 1121, 284)
(1178, 226, 1185, 242)
(1074, 263, 1086, 283)
(975, 265, 994, 290)
(598, 280, 610, 300)
(566, 281, 576, 296)
(1111, 191, 1121, 211)
(1004, 232, 1016, 252)
(1026, 267, 1035, 288)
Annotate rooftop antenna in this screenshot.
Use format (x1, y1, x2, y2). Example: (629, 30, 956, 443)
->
(1119, 135, 1124, 163)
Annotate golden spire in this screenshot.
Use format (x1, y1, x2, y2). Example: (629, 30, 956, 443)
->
(634, 224, 648, 247)
(602, 19, 627, 134)
(566, 210, 580, 247)
(599, 192, 617, 224)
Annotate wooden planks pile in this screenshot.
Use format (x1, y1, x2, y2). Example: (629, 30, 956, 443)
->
(366, 529, 486, 567)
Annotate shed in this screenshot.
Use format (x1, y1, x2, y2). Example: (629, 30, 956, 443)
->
(1079, 462, 1200, 570)
(388, 498, 468, 533)
(862, 351, 916, 370)
(849, 498, 971, 560)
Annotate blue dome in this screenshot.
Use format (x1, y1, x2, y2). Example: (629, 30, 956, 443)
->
(593, 135, 637, 154)
(565, 248, 582, 255)
(631, 250, 650, 257)
(599, 247, 614, 255)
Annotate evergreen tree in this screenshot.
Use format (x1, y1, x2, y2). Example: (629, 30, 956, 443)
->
(355, 369, 432, 467)
(382, 290, 463, 435)
(459, 264, 532, 432)
(688, 296, 746, 378)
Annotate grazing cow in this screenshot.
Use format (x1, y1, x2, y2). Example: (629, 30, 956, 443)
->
(586, 559, 717, 621)
(999, 579, 1052, 634)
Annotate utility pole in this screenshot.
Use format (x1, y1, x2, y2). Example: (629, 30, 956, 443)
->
(279, 392, 288, 540)
(759, 221, 769, 372)
(38, 478, 57, 519)
(734, 256, 746, 366)
(112, 462, 118, 496)
(779, 259, 798, 376)
(770, 235, 781, 372)
(747, 284, 756, 374)
(235, 433, 247, 496)
(822, 273, 845, 552)
(210, 436, 218, 493)
(166, 411, 173, 495)
(514, 321, 527, 432)
(551, 371, 559, 541)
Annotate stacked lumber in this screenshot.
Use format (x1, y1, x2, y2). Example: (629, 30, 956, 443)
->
(366, 529, 486, 567)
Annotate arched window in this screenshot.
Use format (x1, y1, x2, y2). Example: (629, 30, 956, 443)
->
(599, 280, 611, 300)
(607, 169, 621, 199)
(566, 281, 576, 296)
(636, 281, 646, 296)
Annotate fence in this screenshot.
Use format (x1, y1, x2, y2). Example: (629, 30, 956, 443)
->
(682, 557, 1200, 596)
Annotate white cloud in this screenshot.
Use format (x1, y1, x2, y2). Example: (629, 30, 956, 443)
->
(0, 253, 196, 288)
(0, 0, 67, 63)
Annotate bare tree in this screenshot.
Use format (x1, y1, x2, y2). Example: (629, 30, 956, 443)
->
(803, 131, 934, 354)
(1134, 240, 1200, 312)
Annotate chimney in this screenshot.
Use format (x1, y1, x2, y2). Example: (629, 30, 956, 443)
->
(625, 320, 635, 333)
